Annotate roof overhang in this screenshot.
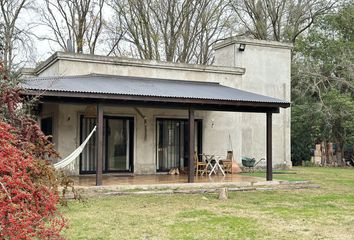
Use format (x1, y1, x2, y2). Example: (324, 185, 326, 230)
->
(21, 74, 290, 113)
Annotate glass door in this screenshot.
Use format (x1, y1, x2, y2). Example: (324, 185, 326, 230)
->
(156, 119, 202, 172)
(80, 116, 134, 174)
(157, 120, 180, 171)
(105, 118, 131, 171)
(80, 117, 97, 173)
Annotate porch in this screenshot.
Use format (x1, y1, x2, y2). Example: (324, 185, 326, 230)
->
(22, 74, 290, 185)
(66, 172, 314, 199)
(71, 173, 260, 186)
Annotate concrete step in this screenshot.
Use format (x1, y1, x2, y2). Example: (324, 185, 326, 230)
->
(61, 180, 318, 199)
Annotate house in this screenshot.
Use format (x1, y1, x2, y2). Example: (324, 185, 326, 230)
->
(21, 38, 292, 185)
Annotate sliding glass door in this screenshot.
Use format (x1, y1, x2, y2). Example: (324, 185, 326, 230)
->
(80, 117, 97, 173)
(106, 118, 131, 171)
(80, 116, 134, 174)
(156, 119, 202, 172)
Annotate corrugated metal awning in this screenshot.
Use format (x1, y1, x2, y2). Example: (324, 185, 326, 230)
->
(22, 74, 290, 111)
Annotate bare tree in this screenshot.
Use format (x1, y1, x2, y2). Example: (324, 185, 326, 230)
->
(110, 0, 159, 60)
(231, 0, 337, 43)
(104, 17, 126, 56)
(108, 0, 232, 64)
(191, 0, 233, 64)
(0, 0, 33, 71)
(39, 0, 106, 54)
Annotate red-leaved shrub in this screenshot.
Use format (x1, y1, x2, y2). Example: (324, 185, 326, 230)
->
(0, 121, 66, 239)
(0, 61, 74, 238)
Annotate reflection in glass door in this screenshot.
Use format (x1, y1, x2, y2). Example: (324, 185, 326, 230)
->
(80, 116, 134, 173)
(105, 118, 130, 171)
(156, 119, 202, 172)
(80, 117, 97, 173)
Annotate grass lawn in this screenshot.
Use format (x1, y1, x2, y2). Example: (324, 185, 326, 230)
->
(61, 167, 354, 239)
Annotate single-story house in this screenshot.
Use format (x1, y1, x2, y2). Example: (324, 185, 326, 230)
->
(21, 37, 292, 185)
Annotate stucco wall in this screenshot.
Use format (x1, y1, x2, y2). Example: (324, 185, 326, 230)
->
(51, 103, 240, 175)
(36, 52, 244, 86)
(214, 38, 292, 167)
(51, 102, 285, 175)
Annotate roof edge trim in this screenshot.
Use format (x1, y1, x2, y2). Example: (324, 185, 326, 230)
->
(214, 37, 294, 50)
(35, 52, 246, 76)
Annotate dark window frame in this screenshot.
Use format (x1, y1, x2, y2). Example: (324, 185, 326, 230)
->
(155, 118, 202, 172)
(79, 115, 134, 174)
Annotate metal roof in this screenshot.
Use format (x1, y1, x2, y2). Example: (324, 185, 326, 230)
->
(22, 74, 289, 107)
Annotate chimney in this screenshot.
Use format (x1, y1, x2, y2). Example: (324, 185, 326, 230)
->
(67, 39, 75, 53)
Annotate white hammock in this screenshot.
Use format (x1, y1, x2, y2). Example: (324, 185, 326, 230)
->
(54, 126, 97, 170)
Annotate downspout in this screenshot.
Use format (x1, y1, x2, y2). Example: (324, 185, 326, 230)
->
(134, 108, 147, 141)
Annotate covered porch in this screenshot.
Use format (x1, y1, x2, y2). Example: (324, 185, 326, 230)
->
(23, 74, 290, 185)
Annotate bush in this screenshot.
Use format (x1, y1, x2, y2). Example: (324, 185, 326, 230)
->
(0, 68, 68, 238)
(0, 122, 66, 239)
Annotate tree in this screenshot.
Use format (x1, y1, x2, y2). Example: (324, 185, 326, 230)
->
(321, 90, 354, 164)
(230, 0, 336, 43)
(108, 0, 232, 64)
(39, 0, 106, 54)
(0, 0, 34, 71)
(291, 1, 354, 165)
(291, 100, 322, 165)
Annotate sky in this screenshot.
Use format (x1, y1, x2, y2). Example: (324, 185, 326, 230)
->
(17, 5, 53, 67)
(15, 1, 114, 69)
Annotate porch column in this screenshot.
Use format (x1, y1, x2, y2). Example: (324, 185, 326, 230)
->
(96, 103, 104, 186)
(188, 108, 195, 183)
(266, 112, 273, 181)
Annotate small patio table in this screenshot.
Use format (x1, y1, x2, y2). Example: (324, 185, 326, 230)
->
(200, 154, 225, 176)
(199, 154, 213, 176)
(209, 156, 225, 176)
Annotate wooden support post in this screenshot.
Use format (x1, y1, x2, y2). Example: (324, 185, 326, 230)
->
(266, 112, 273, 181)
(188, 108, 195, 183)
(96, 103, 104, 186)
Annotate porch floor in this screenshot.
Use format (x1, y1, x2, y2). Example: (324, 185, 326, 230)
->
(71, 173, 261, 186)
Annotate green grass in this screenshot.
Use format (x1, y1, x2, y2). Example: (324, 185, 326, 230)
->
(61, 167, 354, 239)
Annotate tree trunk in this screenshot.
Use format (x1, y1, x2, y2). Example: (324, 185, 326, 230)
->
(321, 141, 327, 165)
(336, 142, 345, 167)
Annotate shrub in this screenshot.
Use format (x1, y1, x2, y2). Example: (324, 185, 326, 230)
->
(0, 122, 66, 239)
(0, 67, 67, 239)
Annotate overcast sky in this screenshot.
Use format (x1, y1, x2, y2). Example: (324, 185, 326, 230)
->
(16, 1, 113, 68)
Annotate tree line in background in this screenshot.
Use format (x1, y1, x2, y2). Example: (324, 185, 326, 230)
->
(1, 0, 337, 68)
(0, 0, 353, 162)
(291, 1, 354, 166)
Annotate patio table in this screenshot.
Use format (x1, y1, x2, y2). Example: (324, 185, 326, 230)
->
(199, 154, 213, 176)
(200, 154, 225, 176)
(208, 156, 225, 176)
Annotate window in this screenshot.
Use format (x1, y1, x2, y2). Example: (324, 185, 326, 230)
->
(41, 117, 53, 142)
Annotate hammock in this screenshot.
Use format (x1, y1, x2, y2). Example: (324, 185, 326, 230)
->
(54, 126, 97, 170)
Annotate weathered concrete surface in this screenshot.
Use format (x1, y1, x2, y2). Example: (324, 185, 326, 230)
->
(214, 37, 292, 168)
(62, 180, 318, 198)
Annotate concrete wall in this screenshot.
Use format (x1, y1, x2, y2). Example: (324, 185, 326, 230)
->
(214, 38, 292, 167)
(48, 103, 238, 175)
(36, 52, 244, 85)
